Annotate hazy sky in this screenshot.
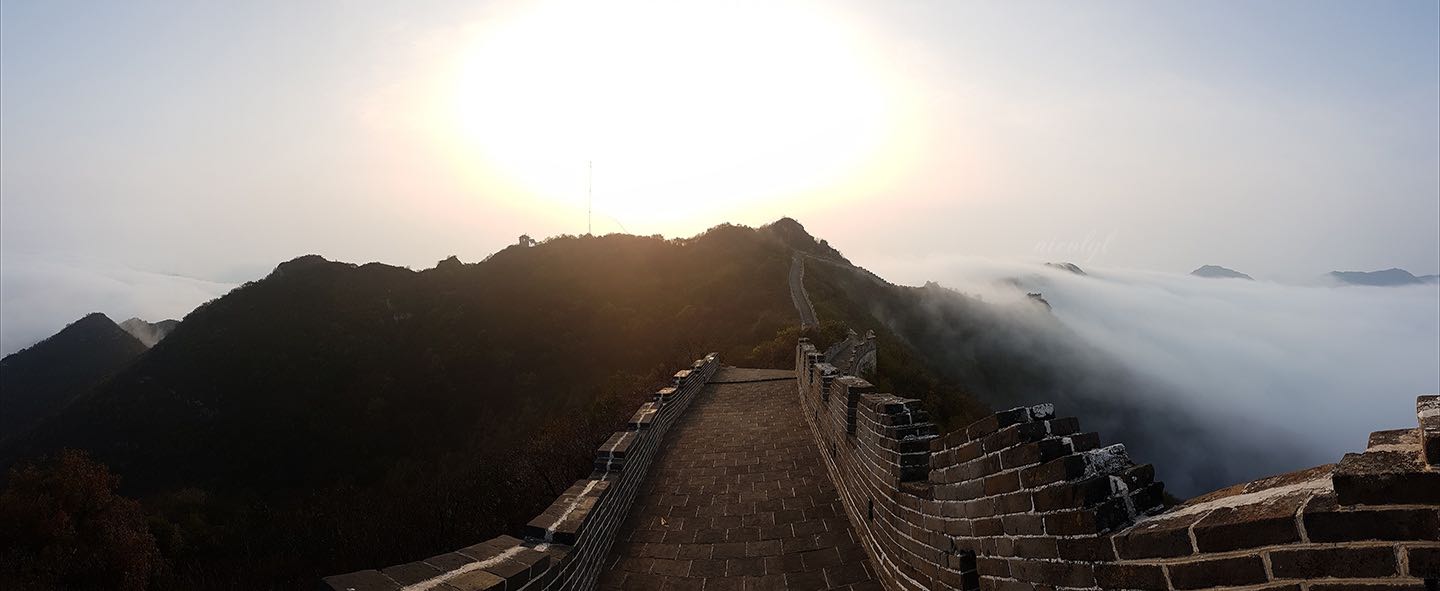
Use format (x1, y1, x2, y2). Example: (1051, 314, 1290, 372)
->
(2, 0, 1438, 349)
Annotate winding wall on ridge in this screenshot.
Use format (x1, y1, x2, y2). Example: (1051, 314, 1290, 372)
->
(321, 335, 1438, 591)
(796, 338, 1440, 590)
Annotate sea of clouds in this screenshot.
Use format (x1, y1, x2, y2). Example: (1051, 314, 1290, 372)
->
(0, 253, 237, 356)
(868, 255, 1440, 495)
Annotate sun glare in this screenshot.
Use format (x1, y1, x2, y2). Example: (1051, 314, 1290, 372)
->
(445, 1, 899, 231)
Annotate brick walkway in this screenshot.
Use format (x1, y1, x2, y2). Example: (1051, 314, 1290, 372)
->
(599, 368, 882, 591)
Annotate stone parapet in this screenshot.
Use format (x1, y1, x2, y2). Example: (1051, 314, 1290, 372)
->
(797, 339, 1439, 590)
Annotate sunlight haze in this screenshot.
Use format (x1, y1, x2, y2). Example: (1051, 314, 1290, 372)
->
(2, 0, 1438, 348)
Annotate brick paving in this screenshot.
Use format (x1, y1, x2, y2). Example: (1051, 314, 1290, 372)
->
(599, 367, 882, 591)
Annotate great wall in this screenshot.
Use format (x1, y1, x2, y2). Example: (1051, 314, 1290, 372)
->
(322, 340, 1438, 590)
(323, 251, 1437, 591)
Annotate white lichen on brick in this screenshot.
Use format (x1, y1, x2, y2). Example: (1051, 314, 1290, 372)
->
(1029, 403, 1055, 419)
(403, 545, 526, 591)
(1081, 444, 1131, 478)
(1139, 474, 1333, 524)
(542, 479, 601, 542)
(1110, 474, 1137, 518)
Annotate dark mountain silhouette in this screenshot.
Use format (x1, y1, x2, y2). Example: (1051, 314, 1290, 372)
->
(118, 317, 180, 347)
(0, 313, 146, 440)
(1044, 262, 1086, 275)
(0, 219, 1299, 589)
(1191, 265, 1253, 280)
(1328, 267, 1427, 286)
(3, 221, 915, 589)
(767, 216, 850, 263)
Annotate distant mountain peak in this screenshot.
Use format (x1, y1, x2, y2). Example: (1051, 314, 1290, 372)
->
(119, 317, 180, 348)
(1, 312, 146, 439)
(72, 311, 119, 328)
(1044, 262, 1086, 275)
(436, 255, 464, 271)
(1328, 268, 1423, 286)
(1191, 265, 1253, 280)
(761, 218, 849, 263)
(270, 254, 350, 279)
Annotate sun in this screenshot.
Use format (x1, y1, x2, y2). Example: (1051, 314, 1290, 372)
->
(443, 0, 900, 232)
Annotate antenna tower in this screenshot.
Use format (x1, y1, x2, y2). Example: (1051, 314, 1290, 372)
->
(587, 160, 593, 235)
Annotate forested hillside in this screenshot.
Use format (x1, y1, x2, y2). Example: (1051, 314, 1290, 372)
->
(4, 220, 971, 590)
(6, 218, 1232, 590)
(0, 313, 147, 441)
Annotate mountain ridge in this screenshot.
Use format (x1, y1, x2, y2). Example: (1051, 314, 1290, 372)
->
(0, 219, 1311, 588)
(1191, 264, 1253, 280)
(0, 312, 146, 441)
(1328, 267, 1435, 286)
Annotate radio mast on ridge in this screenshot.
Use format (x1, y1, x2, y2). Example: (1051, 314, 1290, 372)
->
(587, 160, 593, 236)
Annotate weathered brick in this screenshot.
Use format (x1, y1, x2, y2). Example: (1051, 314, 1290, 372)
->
(1040, 416, 1081, 438)
(1011, 537, 1057, 559)
(983, 471, 1021, 496)
(945, 439, 985, 467)
(1269, 546, 1398, 578)
(1192, 490, 1308, 552)
(1113, 510, 1203, 559)
(992, 490, 1034, 515)
(445, 569, 507, 590)
(1021, 454, 1088, 488)
(972, 517, 1003, 536)
(1127, 481, 1166, 515)
(1304, 494, 1440, 542)
(965, 407, 1033, 441)
(955, 454, 1002, 482)
(380, 561, 441, 586)
(486, 556, 539, 587)
(1334, 449, 1440, 505)
(322, 570, 400, 591)
(999, 440, 1044, 468)
(1094, 563, 1167, 591)
(1001, 513, 1045, 535)
(1420, 395, 1439, 465)
(1031, 475, 1113, 512)
(1165, 555, 1268, 589)
(985, 421, 1041, 455)
(975, 556, 1010, 577)
(1044, 499, 1129, 536)
(1056, 536, 1115, 562)
(423, 552, 477, 572)
(1008, 558, 1095, 587)
(1409, 545, 1440, 577)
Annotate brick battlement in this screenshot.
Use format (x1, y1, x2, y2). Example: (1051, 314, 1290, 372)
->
(796, 338, 1439, 590)
(322, 353, 720, 591)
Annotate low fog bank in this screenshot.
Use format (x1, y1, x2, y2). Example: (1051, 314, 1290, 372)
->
(866, 256, 1439, 496)
(0, 254, 236, 356)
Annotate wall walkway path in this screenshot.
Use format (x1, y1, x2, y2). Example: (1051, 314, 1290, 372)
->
(790, 255, 818, 328)
(599, 367, 881, 591)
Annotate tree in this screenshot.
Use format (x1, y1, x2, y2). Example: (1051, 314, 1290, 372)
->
(0, 450, 162, 591)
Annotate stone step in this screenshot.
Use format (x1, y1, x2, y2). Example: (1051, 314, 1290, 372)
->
(1419, 394, 1438, 465)
(1333, 401, 1440, 505)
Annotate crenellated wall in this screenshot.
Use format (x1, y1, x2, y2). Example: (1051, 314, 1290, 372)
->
(322, 353, 720, 591)
(796, 338, 1440, 590)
